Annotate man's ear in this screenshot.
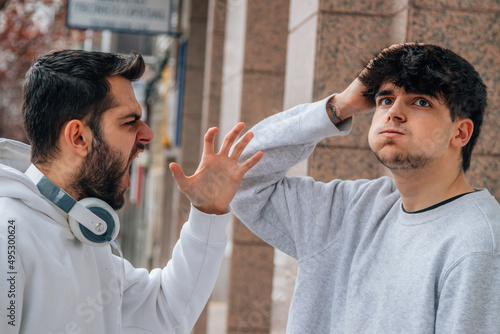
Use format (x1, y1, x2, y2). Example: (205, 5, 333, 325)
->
(451, 118, 474, 148)
(62, 120, 93, 157)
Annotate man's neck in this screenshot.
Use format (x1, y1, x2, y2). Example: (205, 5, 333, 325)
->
(36, 162, 80, 200)
(391, 161, 474, 213)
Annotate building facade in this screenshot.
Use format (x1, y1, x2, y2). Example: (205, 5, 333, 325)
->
(1, 0, 498, 333)
(160, 1, 500, 333)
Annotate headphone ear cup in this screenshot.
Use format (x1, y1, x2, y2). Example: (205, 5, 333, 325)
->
(68, 197, 120, 247)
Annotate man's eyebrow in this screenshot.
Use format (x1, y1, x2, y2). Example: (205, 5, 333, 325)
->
(118, 113, 141, 121)
(375, 89, 393, 98)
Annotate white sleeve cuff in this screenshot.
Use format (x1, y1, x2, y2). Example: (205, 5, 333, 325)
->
(183, 204, 230, 244)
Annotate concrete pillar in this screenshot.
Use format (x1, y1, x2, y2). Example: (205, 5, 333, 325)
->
(220, 0, 290, 333)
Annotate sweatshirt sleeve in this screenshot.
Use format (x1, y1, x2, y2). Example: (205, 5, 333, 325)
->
(120, 205, 229, 333)
(436, 252, 500, 333)
(231, 95, 354, 259)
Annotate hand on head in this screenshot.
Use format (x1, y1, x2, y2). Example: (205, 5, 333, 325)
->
(333, 43, 425, 120)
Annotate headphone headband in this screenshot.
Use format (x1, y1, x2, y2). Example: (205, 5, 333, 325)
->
(25, 164, 106, 235)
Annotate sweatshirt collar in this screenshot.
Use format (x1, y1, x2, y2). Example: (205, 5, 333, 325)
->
(398, 189, 490, 226)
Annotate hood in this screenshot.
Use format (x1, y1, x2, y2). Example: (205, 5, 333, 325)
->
(0, 137, 31, 172)
(0, 138, 70, 230)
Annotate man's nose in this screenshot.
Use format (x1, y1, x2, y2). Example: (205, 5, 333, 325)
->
(386, 99, 406, 123)
(137, 121, 154, 145)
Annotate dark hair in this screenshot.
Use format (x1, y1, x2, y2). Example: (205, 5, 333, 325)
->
(22, 49, 145, 164)
(359, 44, 487, 172)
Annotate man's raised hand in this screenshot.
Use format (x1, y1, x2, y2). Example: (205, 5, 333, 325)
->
(169, 123, 263, 215)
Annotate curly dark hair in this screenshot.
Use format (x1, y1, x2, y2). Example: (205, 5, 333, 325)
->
(359, 44, 487, 172)
(22, 50, 145, 164)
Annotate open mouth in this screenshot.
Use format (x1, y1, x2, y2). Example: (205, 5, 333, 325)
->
(127, 146, 145, 168)
(123, 146, 145, 189)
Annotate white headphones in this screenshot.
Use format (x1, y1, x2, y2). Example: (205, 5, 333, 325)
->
(25, 164, 120, 247)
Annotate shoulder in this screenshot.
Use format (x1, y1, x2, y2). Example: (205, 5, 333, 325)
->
(350, 176, 397, 192)
(0, 197, 40, 225)
(469, 190, 500, 253)
(0, 197, 73, 249)
(343, 176, 399, 205)
(286, 175, 399, 204)
(435, 190, 500, 260)
(0, 197, 30, 231)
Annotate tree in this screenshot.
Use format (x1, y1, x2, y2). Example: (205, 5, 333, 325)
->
(0, 0, 84, 141)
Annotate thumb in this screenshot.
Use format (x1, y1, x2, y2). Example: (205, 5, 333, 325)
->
(169, 162, 188, 189)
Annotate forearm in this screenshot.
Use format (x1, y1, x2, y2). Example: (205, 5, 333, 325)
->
(121, 206, 229, 333)
(237, 95, 352, 181)
(162, 206, 229, 332)
(231, 96, 352, 256)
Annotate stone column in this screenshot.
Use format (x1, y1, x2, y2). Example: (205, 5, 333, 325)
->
(406, 1, 500, 198)
(298, 0, 408, 183)
(177, 0, 210, 332)
(220, 0, 499, 332)
(268, 1, 408, 331)
(220, 0, 290, 333)
(304, 0, 500, 196)
(178, 0, 209, 181)
(201, 0, 227, 131)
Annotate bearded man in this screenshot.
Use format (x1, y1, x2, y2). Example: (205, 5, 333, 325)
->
(0, 50, 261, 333)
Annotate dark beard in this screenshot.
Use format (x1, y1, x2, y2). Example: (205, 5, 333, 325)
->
(71, 137, 129, 210)
(374, 150, 431, 171)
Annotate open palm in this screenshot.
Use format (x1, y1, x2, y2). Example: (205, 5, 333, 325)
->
(169, 123, 263, 215)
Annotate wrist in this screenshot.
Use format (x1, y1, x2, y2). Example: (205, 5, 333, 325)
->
(187, 205, 230, 243)
(193, 204, 228, 215)
(326, 96, 344, 124)
(331, 93, 355, 120)
(332, 77, 376, 118)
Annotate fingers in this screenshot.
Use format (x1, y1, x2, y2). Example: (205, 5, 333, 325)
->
(240, 151, 263, 174)
(202, 127, 219, 156)
(219, 122, 245, 155)
(231, 130, 254, 161)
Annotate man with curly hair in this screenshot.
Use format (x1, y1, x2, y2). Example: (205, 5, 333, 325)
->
(231, 44, 500, 333)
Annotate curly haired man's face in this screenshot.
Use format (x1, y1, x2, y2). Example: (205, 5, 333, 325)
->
(368, 83, 456, 171)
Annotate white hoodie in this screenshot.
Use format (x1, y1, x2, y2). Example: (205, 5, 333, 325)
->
(0, 139, 229, 334)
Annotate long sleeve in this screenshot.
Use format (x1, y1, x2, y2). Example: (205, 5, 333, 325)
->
(231, 95, 356, 259)
(120, 205, 229, 333)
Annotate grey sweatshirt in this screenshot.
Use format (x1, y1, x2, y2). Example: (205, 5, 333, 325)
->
(231, 96, 500, 333)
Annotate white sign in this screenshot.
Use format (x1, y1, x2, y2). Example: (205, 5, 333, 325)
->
(66, 0, 171, 34)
